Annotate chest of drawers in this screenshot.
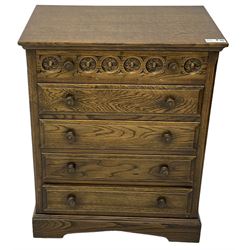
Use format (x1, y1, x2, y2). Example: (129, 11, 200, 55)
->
(18, 5, 228, 242)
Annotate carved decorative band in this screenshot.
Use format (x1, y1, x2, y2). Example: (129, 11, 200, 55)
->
(39, 55, 204, 75)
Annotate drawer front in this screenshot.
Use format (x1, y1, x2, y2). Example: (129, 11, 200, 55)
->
(38, 84, 203, 116)
(42, 153, 195, 185)
(40, 120, 199, 153)
(43, 185, 192, 217)
(36, 50, 208, 83)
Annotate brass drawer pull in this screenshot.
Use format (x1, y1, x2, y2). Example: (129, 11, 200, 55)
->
(65, 129, 76, 143)
(67, 162, 76, 174)
(65, 94, 75, 107)
(159, 165, 169, 176)
(67, 194, 76, 208)
(157, 196, 167, 208)
(162, 131, 172, 143)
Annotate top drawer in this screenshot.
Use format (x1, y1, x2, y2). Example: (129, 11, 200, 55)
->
(36, 50, 208, 84)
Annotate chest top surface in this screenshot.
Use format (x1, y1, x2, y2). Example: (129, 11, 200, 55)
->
(18, 5, 228, 50)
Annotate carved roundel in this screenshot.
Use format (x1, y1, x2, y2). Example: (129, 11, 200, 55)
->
(145, 57, 165, 73)
(101, 57, 119, 72)
(79, 56, 97, 72)
(123, 57, 142, 73)
(41, 56, 60, 71)
(184, 58, 202, 73)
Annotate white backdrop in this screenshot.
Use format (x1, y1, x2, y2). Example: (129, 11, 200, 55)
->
(1, 0, 249, 249)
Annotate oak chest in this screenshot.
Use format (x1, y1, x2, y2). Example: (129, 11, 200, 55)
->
(18, 5, 228, 242)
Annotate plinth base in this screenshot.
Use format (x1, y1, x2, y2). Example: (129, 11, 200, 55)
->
(33, 212, 201, 242)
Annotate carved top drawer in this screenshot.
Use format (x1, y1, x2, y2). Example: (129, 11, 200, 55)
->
(36, 50, 208, 84)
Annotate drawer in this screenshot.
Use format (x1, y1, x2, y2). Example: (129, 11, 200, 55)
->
(38, 84, 203, 116)
(42, 153, 195, 185)
(43, 185, 193, 217)
(40, 120, 199, 153)
(36, 50, 208, 84)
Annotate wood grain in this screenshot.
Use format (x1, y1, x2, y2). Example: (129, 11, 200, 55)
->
(40, 119, 199, 152)
(18, 6, 228, 50)
(33, 213, 201, 242)
(42, 153, 195, 185)
(43, 185, 193, 217)
(38, 83, 203, 116)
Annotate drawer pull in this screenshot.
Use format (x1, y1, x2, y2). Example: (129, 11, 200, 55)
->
(165, 96, 176, 110)
(63, 60, 75, 71)
(67, 194, 76, 208)
(67, 162, 76, 173)
(157, 196, 167, 208)
(168, 61, 179, 73)
(162, 131, 173, 143)
(65, 94, 75, 107)
(65, 130, 76, 143)
(159, 165, 169, 176)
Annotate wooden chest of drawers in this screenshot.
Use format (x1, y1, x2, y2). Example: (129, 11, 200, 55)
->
(18, 5, 228, 242)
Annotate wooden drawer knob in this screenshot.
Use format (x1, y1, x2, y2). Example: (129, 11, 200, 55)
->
(162, 131, 172, 143)
(165, 96, 176, 110)
(67, 162, 76, 174)
(65, 94, 75, 107)
(65, 129, 76, 143)
(157, 196, 167, 208)
(159, 165, 169, 176)
(168, 61, 179, 73)
(67, 194, 76, 208)
(63, 60, 75, 71)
